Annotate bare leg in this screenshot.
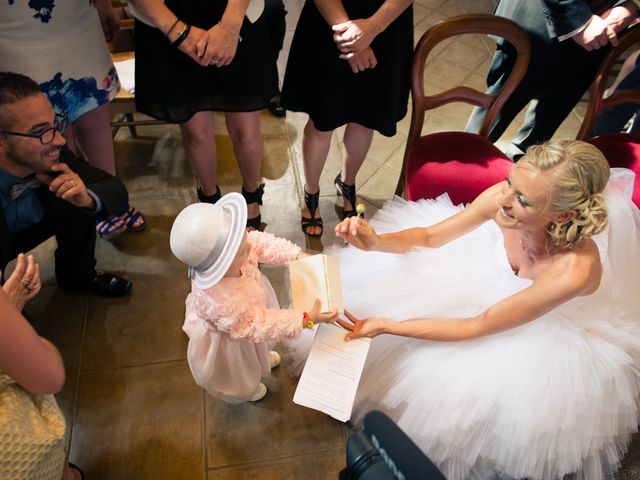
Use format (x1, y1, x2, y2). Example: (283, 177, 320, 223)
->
(180, 111, 218, 196)
(71, 103, 117, 175)
(301, 119, 332, 236)
(339, 122, 373, 212)
(72, 103, 144, 230)
(225, 111, 263, 222)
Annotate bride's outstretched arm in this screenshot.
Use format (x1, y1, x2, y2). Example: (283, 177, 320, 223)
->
(335, 183, 503, 253)
(339, 250, 601, 341)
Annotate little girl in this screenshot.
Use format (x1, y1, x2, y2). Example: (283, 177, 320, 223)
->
(170, 193, 338, 403)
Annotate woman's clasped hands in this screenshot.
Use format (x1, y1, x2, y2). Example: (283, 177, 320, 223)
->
(196, 22, 242, 67)
(332, 18, 378, 73)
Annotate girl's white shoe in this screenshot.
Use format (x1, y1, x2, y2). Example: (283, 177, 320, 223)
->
(249, 383, 267, 402)
(269, 351, 281, 369)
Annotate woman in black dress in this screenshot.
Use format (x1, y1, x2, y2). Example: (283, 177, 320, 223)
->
(282, 0, 413, 237)
(128, 0, 278, 229)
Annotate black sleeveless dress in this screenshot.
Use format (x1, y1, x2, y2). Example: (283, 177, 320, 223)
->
(281, 0, 413, 137)
(134, 0, 278, 123)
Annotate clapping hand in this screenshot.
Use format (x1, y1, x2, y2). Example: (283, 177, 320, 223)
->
(2, 254, 41, 311)
(337, 309, 387, 340)
(36, 163, 94, 210)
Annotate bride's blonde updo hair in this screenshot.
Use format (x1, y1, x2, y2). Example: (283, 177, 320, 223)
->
(523, 140, 610, 248)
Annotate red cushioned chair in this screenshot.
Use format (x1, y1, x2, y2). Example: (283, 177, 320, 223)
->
(398, 14, 531, 203)
(577, 25, 640, 207)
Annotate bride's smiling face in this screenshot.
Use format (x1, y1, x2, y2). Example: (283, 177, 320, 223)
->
(495, 162, 554, 231)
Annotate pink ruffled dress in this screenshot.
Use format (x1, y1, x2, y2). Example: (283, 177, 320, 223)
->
(183, 231, 302, 403)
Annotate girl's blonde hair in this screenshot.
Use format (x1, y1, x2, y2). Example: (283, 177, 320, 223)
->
(523, 140, 610, 248)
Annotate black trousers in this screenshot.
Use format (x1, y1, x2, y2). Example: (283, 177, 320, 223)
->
(466, 41, 606, 158)
(4, 197, 96, 285)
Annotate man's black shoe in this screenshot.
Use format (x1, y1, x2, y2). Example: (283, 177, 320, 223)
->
(59, 271, 132, 297)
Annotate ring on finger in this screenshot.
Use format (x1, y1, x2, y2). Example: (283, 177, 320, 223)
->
(21, 279, 31, 287)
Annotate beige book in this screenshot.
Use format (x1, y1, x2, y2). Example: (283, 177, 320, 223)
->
(289, 254, 344, 313)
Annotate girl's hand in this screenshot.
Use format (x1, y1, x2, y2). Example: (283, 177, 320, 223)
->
(196, 23, 241, 67)
(345, 47, 378, 73)
(337, 309, 387, 340)
(308, 298, 339, 325)
(335, 216, 379, 251)
(2, 254, 41, 311)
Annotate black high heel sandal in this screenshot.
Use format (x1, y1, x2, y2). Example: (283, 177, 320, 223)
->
(197, 185, 222, 204)
(334, 173, 357, 218)
(301, 188, 323, 238)
(242, 183, 265, 230)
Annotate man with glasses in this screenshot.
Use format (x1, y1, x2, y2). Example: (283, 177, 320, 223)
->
(0, 71, 132, 297)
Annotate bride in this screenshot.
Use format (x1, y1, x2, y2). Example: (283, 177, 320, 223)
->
(327, 140, 640, 479)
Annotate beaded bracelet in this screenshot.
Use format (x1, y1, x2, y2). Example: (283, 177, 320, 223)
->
(303, 311, 314, 330)
(171, 23, 191, 48)
(164, 18, 180, 37)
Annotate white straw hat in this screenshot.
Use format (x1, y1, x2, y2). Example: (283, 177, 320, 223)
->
(170, 193, 247, 289)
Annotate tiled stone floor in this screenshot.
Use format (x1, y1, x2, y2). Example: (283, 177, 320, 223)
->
(17, 0, 640, 478)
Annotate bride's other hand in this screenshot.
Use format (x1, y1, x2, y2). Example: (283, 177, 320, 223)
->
(335, 217, 379, 250)
(338, 309, 387, 340)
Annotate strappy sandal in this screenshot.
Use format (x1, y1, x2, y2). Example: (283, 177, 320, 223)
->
(301, 188, 323, 237)
(335, 173, 357, 218)
(242, 183, 265, 231)
(95, 213, 127, 240)
(197, 185, 222, 204)
(121, 205, 146, 231)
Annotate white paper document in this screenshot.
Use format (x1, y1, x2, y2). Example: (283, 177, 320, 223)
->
(114, 58, 136, 93)
(294, 323, 371, 422)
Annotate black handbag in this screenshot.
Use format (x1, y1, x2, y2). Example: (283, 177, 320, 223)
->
(340, 410, 446, 480)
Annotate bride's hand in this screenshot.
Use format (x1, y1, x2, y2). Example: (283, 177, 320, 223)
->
(335, 216, 379, 250)
(337, 309, 387, 340)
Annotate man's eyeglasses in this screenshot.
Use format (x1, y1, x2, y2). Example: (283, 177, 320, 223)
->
(0, 115, 68, 145)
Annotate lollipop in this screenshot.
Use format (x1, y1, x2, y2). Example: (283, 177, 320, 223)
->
(356, 203, 366, 218)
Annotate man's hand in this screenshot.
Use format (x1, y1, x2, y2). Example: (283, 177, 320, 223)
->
(35, 163, 95, 210)
(573, 15, 618, 51)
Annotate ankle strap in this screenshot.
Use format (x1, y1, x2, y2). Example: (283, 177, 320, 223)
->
(197, 185, 221, 204)
(242, 183, 265, 205)
(335, 174, 356, 206)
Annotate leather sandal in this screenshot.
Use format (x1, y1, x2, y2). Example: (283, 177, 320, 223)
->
(334, 173, 357, 218)
(121, 205, 146, 231)
(197, 185, 222, 204)
(95, 214, 127, 240)
(301, 188, 323, 237)
(242, 183, 265, 231)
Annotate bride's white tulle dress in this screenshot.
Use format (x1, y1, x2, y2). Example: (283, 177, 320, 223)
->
(287, 169, 640, 480)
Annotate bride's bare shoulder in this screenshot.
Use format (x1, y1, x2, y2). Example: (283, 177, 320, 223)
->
(545, 239, 602, 296)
